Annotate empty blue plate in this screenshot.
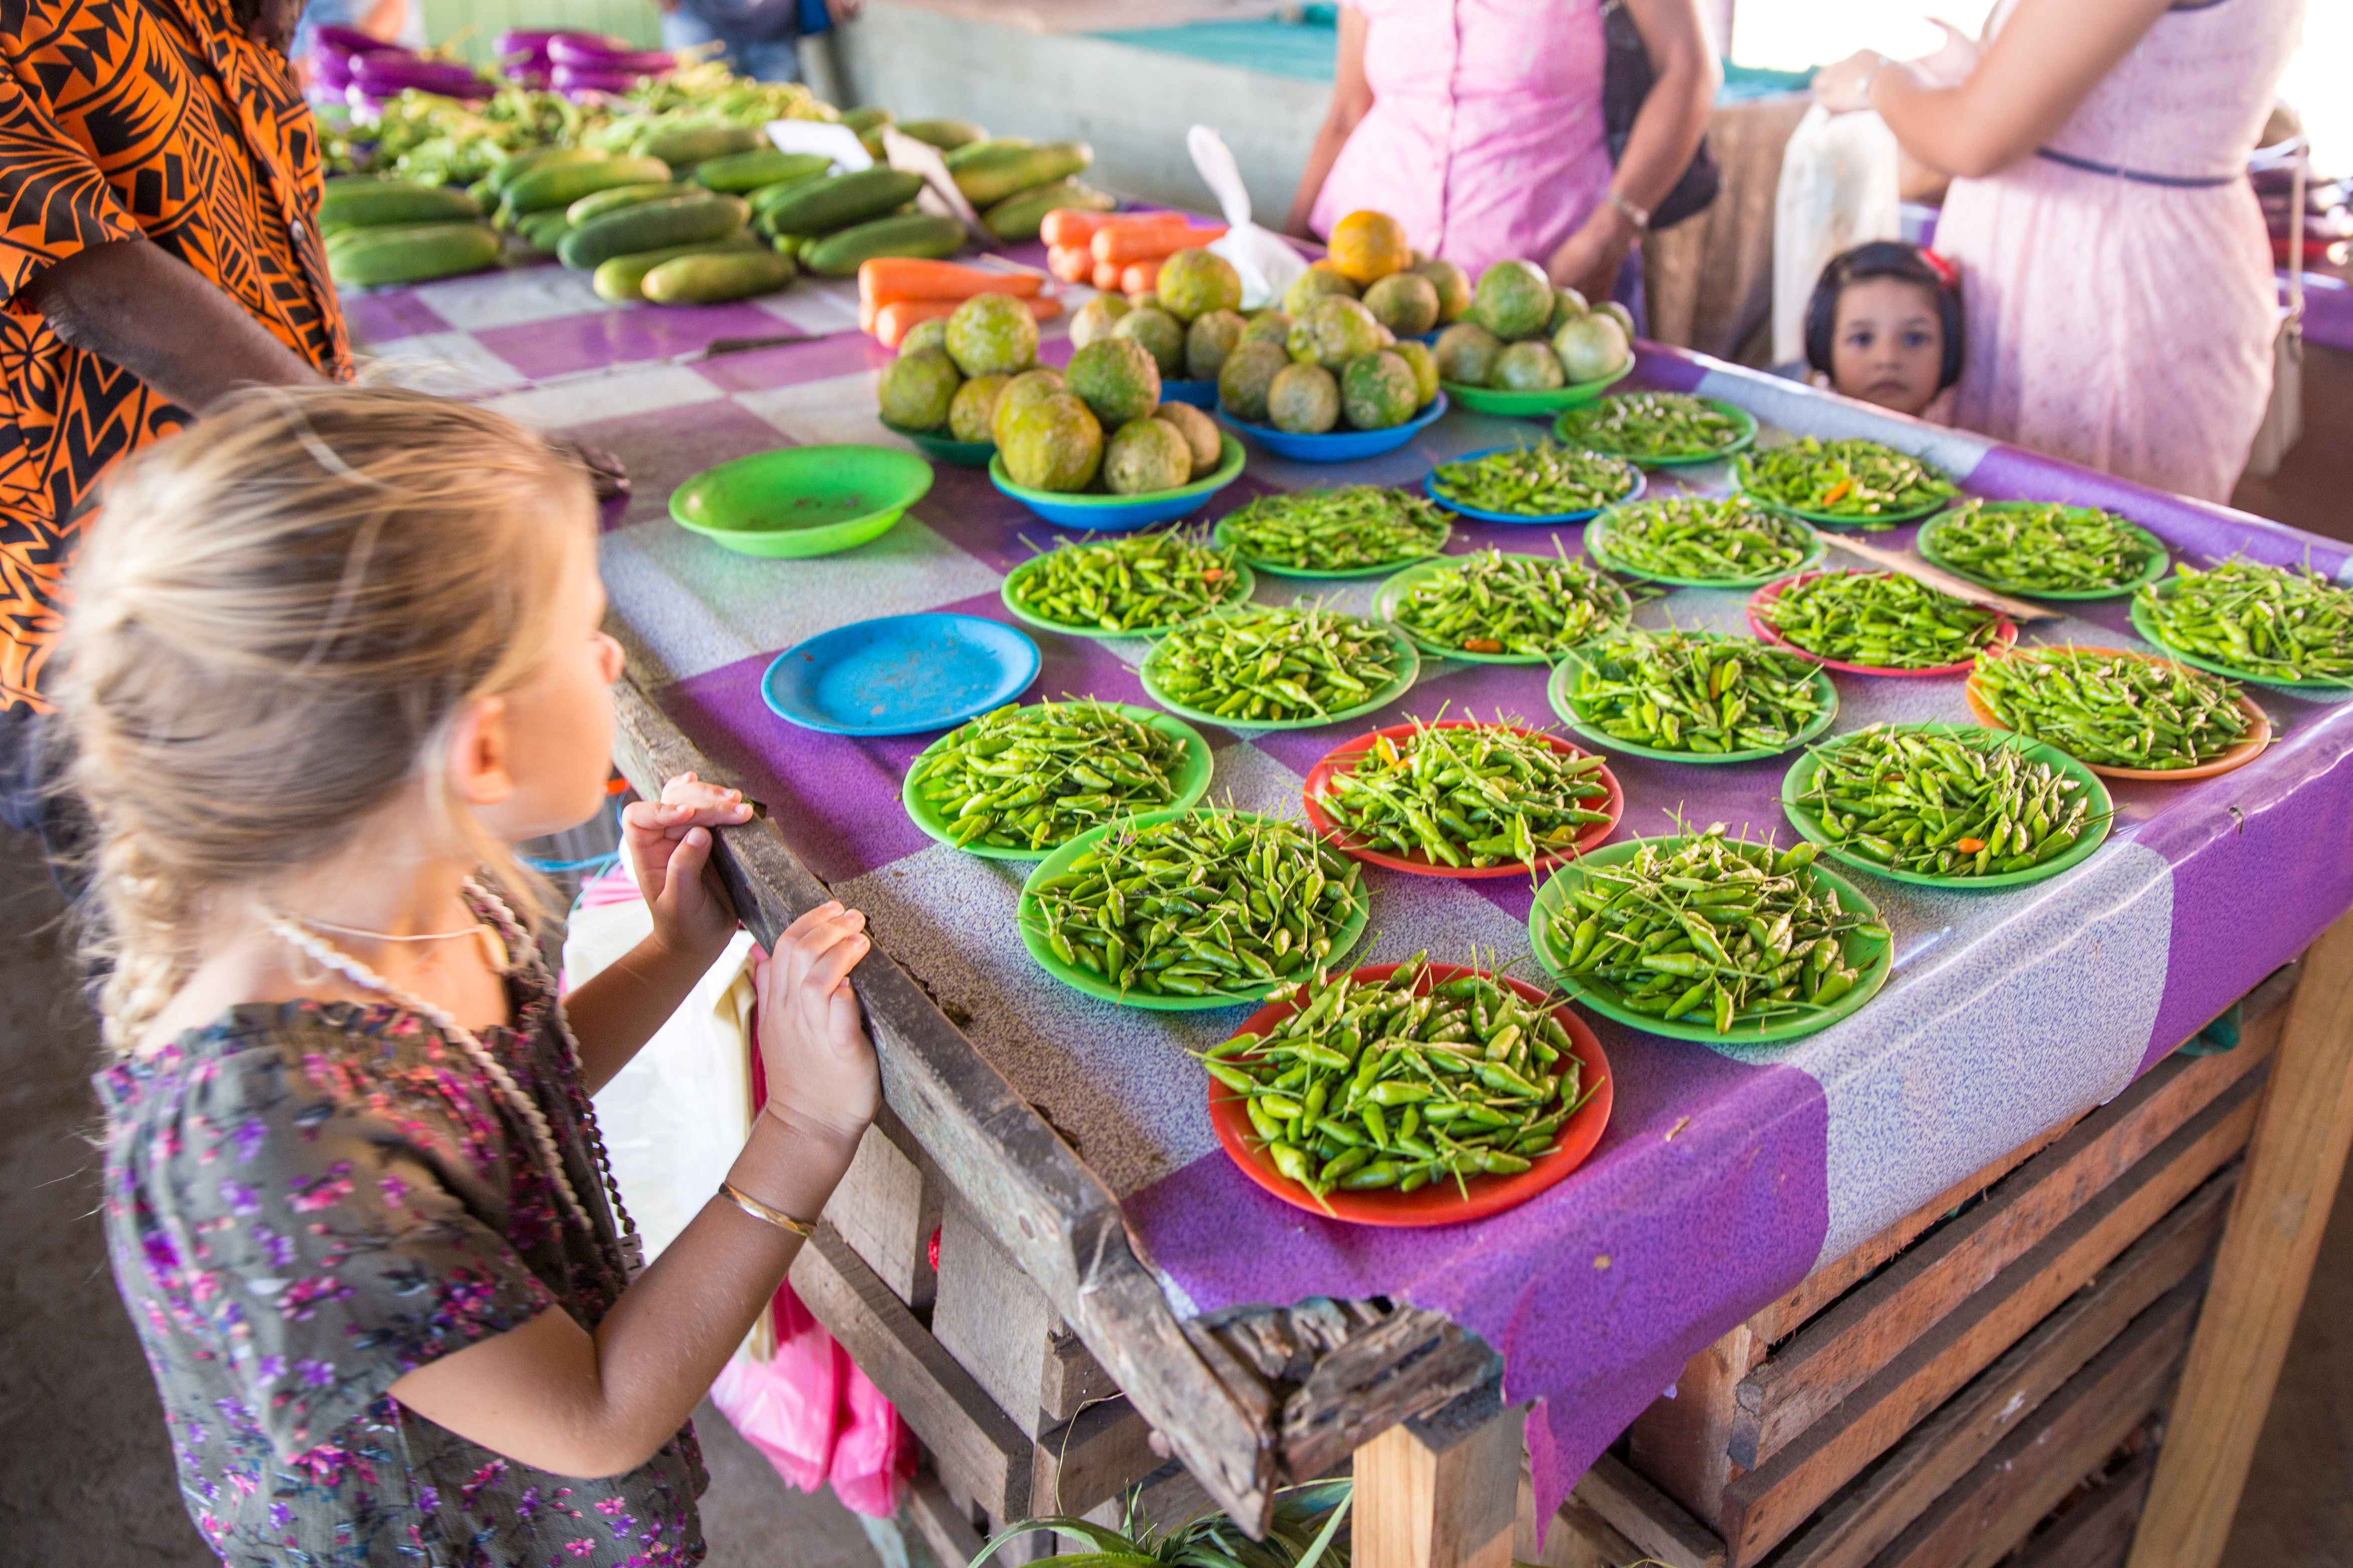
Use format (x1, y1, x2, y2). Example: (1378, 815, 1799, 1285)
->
(760, 614, 1041, 736)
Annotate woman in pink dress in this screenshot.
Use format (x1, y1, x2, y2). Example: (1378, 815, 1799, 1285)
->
(1814, 0, 2303, 503)
(1282, 0, 1717, 304)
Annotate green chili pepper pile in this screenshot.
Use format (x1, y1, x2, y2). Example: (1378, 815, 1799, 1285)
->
(1390, 548, 1628, 658)
(1319, 720, 1614, 868)
(908, 702, 1192, 852)
(1554, 393, 1747, 462)
(1562, 628, 1828, 755)
(1005, 530, 1248, 634)
(1925, 501, 2161, 595)
(1546, 827, 1886, 1033)
(1216, 486, 1453, 573)
(1793, 724, 2102, 878)
(1762, 570, 2004, 669)
(1202, 955, 1596, 1203)
(1026, 811, 1362, 998)
(1427, 441, 1640, 516)
(1147, 605, 1407, 724)
(1970, 646, 2253, 770)
(2134, 559, 2353, 683)
(1590, 496, 1816, 583)
(1735, 437, 1957, 525)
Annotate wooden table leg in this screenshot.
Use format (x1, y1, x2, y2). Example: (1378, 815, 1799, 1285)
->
(2125, 906, 2353, 1568)
(1353, 1398, 1522, 1568)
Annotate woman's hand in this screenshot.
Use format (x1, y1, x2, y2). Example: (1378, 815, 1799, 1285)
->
(622, 772, 752, 962)
(756, 902, 879, 1150)
(1546, 204, 1639, 308)
(1813, 49, 1889, 114)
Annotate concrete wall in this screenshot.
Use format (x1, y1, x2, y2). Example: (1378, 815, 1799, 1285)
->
(830, 2, 1328, 222)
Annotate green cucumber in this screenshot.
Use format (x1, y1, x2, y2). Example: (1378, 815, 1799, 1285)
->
(695, 148, 835, 194)
(840, 106, 892, 133)
(490, 145, 605, 195)
(591, 236, 764, 301)
(566, 182, 686, 227)
(944, 137, 1031, 171)
(328, 223, 502, 287)
(983, 179, 1115, 243)
(757, 168, 926, 237)
(464, 174, 497, 206)
(502, 155, 672, 218)
(320, 180, 482, 230)
(895, 118, 987, 151)
(950, 141, 1091, 209)
(799, 212, 966, 277)
(515, 209, 574, 253)
(643, 249, 800, 305)
(637, 124, 765, 167)
(558, 193, 748, 271)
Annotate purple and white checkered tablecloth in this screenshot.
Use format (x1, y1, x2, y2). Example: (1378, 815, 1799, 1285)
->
(350, 253, 2353, 1524)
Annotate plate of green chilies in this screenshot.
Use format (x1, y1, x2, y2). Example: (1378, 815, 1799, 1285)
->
(1016, 807, 1370, 1009)
(1964, 644, 2271, 781)
(1749, 570, 2017, 676)
(1547, 629, 1839, 764)
(1140, 604, 1422, 731)
(901, 701, 1215, 859)
(1584, 496, 1825, 589)
(1732, 436, 1959, 529)
(1373, 549, 1632, 665)
(1202, 959, 1614, 1224)
(1421, 442, 1644, 524)
(1211, 485, 1455, 579)
(999, 529, 1256, 640)
(1528, 828, 1893, 1044)
(1779, 723, 2113, 891)
(1551, 393, 1759, 467)
(2129, 561, 2353, 689)
(1915, 501, 2168, 600)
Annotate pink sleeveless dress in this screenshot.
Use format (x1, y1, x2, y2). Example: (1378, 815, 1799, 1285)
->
(1934, 0, 2301, 502)
(1309, 0, 1615, 279)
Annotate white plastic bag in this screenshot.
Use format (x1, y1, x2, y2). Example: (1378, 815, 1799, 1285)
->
(1772, 103, 1904, 367)
(1189, 124, 1305, 310)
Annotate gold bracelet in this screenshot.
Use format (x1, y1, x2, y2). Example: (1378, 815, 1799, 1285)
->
(718, 1179, 817, 1238)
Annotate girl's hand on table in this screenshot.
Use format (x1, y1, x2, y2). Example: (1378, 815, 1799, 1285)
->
(623, 771, 753, 962)
(757, 902, 879, 1153)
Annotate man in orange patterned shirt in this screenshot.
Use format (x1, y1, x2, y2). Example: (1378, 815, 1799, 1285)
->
(2, 0, 347, 839)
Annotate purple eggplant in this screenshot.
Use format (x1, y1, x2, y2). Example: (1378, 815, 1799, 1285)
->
(550, 63, 646, 98)
(311, 24, 388, 55)
(547, 35, 673, 73)
(495, 29, 561, 58)
(350, 51, 488, 99)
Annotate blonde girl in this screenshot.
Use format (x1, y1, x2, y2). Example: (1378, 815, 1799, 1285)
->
(64, 386, 876, 1566)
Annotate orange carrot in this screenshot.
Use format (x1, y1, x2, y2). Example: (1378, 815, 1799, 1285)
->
(1048, 244, 1094, 284)
(1093, 257, 1126, 291)
(871, 294, 1061, 349)
(1041, 208, 1120, 248)
(1090, 216, 1197, 264)
(858, 258, 1042, 308)
(1120, 259, 1162, 296)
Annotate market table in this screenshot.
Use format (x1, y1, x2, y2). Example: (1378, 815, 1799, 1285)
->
(347, 254, 2353, 1568)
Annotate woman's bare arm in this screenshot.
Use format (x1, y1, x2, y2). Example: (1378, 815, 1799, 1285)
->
(1284, 7, 1373, 239)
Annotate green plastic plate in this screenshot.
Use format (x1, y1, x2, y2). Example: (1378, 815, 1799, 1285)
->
(1210, 509, 1452, 580)
(988, 434, 1246, 516)
(1374, 555, 1632, 666)
(1140, 614, 1422, 731)
(1527, 838, 1893, 1045)
(1915, 505, 2170, 600)
(1732, 451, 1955, 529)
(2128, 584, 2353, 690)
(1441, 360, 1633, 417)
(1583, 503, 1827, 589)
(1778, 723, 2115, 890)
(1546, 644, 1839, 763)
(999, 550, 1258, 640)
(1551, 396, 1758, 466)
(669, 443, 932, 558)
(883, 421, 995, 468)
(901, 703, 1215, 860)
(1016, 807, 1371, 1009)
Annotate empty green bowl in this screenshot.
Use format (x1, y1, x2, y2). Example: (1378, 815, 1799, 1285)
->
(670, 444, 934, 559)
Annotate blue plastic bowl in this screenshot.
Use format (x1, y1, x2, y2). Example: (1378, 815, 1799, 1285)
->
(1216, 392, 1450, 464)
(760, 613, 1041, 736)
(1161, 378, 1219, 408)
(1423, 445, 1647, 524)
(987, 434, 1245, 533)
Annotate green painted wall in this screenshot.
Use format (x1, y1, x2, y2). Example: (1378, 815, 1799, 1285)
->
(416, 0, 661, 68)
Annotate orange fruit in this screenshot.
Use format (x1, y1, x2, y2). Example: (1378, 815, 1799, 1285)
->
(1327, 209, 1411, 285)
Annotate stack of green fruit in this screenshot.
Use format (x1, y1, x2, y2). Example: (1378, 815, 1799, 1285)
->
(1432, 261, 1634, 393)
(1214, 263, 1449, 437)
(747, 164, 962, 278)
(321, 176, 502, 288)
(1068, 248, 1251, 389)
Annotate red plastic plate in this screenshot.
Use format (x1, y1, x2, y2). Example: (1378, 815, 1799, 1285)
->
(1745, 570, 2018, 678)
(1206, 962, 1614, 1228)
(1300, 721, 1624, 879)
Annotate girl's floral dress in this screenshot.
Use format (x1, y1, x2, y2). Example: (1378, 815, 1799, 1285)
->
(96, 942, 709, 1567)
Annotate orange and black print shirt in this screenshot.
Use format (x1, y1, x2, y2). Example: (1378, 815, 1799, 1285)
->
(1, 0, 351, 711)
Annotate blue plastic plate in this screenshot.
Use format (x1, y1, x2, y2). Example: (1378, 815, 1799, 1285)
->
(987, 435, 1245, 533)
(760, 613, 1041, 736)
(1161, 378, 1219, 409)
(1422, 445, 1646, 524)
(1215, 392, 1450, 463)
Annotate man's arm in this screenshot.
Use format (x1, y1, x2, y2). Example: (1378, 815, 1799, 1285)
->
(20, 237, 326, 410)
